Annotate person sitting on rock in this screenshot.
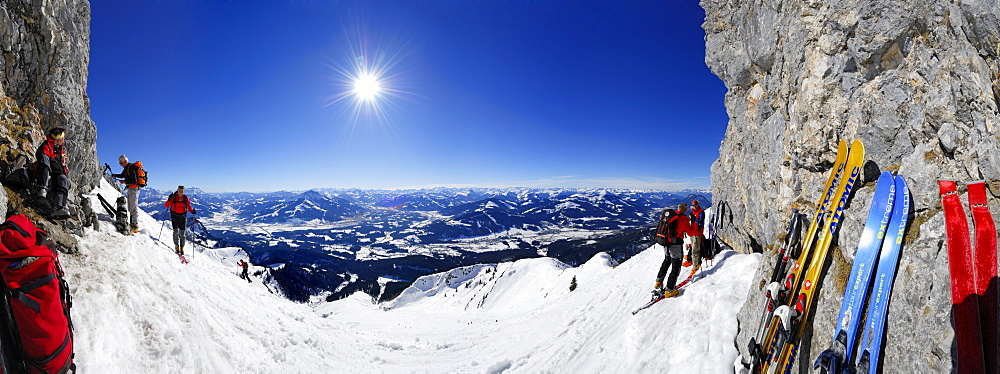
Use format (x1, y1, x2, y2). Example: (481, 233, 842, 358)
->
(34, 127, 72, 219)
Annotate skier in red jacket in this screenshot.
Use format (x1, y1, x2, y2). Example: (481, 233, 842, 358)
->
(164, 186, 196, 255)
(685, 199, 706, 268)
(237, 259, 251, 283)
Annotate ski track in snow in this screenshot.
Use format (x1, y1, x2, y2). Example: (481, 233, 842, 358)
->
(64, 180, 759, 373)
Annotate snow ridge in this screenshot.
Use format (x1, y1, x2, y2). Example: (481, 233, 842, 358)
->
(64, 180, 758, 372)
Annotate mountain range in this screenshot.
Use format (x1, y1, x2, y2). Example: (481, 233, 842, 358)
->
(137, 187, 711, 302)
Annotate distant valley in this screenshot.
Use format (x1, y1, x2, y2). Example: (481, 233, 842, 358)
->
(138, 187, 711, 302)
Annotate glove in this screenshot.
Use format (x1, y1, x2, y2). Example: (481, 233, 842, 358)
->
(192, 209, 197, 214)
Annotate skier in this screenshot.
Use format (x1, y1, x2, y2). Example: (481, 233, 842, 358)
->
(164, 185, 196, 255)
(652, 203, 691, 298)
(33, 128, 72, 219)
(684, 199, 706, 268)
(238, 259, 250, 283)
(113, 155, 142, 233)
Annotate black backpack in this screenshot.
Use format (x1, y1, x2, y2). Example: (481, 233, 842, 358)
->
(654, 209, 681, 246)
(2, 155, 32, 189)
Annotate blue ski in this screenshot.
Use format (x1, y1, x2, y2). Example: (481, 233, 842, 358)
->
(813, 171, 896, 373)
(854, 175, 910, 374)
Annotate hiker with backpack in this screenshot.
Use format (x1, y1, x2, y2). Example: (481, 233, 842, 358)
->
(238, 259, 250, 282)
(112, 155, 146, 233)
(33, 128, 72, 219)
(684, 199, 706, 268)
(164, 186, 196, 256)
(651, 203, 691, 299)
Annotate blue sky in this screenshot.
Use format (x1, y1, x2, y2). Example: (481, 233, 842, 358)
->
(89, 1, 727, 193)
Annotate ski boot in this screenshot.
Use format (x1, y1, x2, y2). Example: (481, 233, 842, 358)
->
(663, 288, 680, 298)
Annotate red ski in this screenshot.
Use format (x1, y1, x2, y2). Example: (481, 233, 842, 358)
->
(969, 180, 998, 374)
(178, 253, 189, 264)
(939, 179, 985, 373)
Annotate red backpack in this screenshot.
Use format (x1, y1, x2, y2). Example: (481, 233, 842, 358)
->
(0, 215, 74, 374)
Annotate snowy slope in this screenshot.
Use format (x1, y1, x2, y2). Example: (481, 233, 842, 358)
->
(63, 180, 759, 372)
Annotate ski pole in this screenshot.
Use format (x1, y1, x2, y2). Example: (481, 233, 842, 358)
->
(159, 210, 168, 242)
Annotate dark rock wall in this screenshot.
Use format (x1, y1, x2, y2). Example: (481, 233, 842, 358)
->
(1, 0, 97, 247)
(703, 0, 999, 371)
(1, 0, 98, 193)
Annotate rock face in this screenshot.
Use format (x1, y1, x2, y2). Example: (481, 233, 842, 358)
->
(1, 0, 98, 193)
(703, 0, 1000, 372)
(1, 0, 96, 247)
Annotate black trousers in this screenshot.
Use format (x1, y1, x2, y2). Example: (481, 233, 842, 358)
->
(35, 157, 70, 209)
(171, 212, 187, 249)
(655, 244, 684, 289)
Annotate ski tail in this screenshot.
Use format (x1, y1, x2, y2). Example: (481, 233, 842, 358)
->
(743, 140, 850, 373)
(968, 180, 999, 372)
(939, 179, 986, 373)
(767, 139, 865, 373)
(853, 175, 910, 374)
(814, 171, 897, 373)
(631, 297, 664, 315)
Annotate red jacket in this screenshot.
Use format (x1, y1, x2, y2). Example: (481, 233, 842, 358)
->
(164, 193, 194, 214)
(35, 138, 68, 174)
(689, 207, 705, 236)
(656, 213, 691, 243)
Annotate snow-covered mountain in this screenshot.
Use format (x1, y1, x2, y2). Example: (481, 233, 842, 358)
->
(141, 187, 711, 227)
(133, 187, 712, 303)
(68, 180, 759, 372)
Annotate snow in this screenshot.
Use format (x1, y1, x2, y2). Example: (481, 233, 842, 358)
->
(64, 180, 759, 372)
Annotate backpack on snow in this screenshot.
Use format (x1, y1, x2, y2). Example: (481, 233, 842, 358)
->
(0, 215, 75, 374)
(654, 209, 682, 246)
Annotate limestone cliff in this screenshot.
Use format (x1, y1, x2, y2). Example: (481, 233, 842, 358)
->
(1, 0, 97, 245)
(703, 0, 1000, 371)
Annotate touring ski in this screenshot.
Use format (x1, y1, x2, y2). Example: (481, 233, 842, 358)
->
(96, 193, 116, 218)
(853, 175, 910, 373)
(969, 180, 999, 373)
(631, 265, 700, 315)
(178, 253, 189, 264)
(738, 210, 804, 372)
(765, 139, 865, 374)
(813, 171, 896, 373)
(632, 296, 666, 315)
(940, 179, 985, 373)
(739, 140, 850, 374)
(675, 264, 702, 289)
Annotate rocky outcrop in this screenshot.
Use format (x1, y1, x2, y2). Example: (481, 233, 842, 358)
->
(703, 0, 1000, 372)
(1, 0, 96, 246)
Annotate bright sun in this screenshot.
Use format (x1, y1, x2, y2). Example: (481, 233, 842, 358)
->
(353, 73, 382, 102)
